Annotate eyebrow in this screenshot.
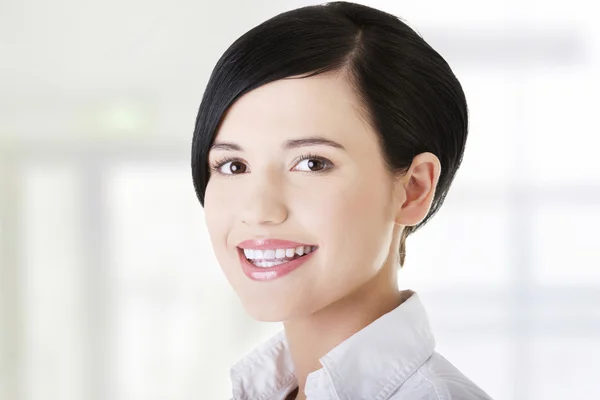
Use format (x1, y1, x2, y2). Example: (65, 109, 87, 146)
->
(210, 136, 346, 152)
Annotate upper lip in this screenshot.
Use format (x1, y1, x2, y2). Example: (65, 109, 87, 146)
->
(237, 238, 316, 250)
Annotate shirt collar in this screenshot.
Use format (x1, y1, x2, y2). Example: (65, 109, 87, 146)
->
(230, 290, 436, 400)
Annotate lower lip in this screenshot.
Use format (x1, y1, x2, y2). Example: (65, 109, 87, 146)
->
(238, 248, 316, 281)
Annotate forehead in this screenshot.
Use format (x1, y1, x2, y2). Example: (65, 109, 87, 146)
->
(216, 72, 369, 142)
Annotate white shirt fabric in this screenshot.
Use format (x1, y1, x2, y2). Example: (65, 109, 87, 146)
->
(228, 290, 493, 400)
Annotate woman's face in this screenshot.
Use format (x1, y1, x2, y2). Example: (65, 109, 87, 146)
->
(204, 72, 402, 322)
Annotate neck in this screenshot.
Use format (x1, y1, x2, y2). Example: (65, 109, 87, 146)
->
(282, 256, 408, 398)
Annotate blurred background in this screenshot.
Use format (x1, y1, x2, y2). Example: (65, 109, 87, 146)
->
(1, 0, 599, 399)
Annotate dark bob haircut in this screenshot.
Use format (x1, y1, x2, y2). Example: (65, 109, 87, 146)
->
(191, 1, 468, 267)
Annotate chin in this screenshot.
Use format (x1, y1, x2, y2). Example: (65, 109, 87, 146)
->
(242, 302, 290, 322)
(241, 296, 319, 322)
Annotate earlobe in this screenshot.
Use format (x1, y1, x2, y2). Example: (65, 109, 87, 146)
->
(394, 152, 441, 227)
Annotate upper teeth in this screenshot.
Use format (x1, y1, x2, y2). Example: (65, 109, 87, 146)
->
(243, 246, 316, 260)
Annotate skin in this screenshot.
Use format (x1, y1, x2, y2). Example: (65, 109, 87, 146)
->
(204, 70, 441, 400)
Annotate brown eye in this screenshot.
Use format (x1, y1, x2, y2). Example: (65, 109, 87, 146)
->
(307, 159, 325, 171)
(294, 157, 331, 172)
(219, 161, 247, 175)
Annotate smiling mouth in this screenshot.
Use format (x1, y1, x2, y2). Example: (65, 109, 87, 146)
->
(238, 245, 318, 268)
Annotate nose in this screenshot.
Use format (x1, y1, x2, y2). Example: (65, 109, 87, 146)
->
(240, 170, 288, 226)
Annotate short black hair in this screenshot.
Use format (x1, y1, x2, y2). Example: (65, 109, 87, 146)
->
(191, 1, 469, 267)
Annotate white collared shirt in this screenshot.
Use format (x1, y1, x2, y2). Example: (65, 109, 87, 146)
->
(229, 290, 493, 400)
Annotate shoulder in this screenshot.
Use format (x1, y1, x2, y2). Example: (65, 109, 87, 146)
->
(389, 352, 493, 400)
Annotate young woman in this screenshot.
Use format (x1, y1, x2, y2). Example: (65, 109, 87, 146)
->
(191, 2, 493, 399)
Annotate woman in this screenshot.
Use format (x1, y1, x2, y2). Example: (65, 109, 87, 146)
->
(191, 2, 493, 399)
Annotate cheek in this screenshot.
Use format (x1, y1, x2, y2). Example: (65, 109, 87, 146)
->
(204, 184, 240, 282)
(337, 171, 390, 216)
(203, 180, 233, 244)
(317, 178, 393, 266)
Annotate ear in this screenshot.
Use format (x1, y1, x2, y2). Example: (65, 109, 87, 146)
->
(393, 152, 441, 226)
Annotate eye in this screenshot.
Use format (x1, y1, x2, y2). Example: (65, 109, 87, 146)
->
(293, 154, 333, 172)
(211, 158, 247, 175)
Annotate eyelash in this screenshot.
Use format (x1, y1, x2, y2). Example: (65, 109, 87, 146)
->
(209, 153, 334, 177)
